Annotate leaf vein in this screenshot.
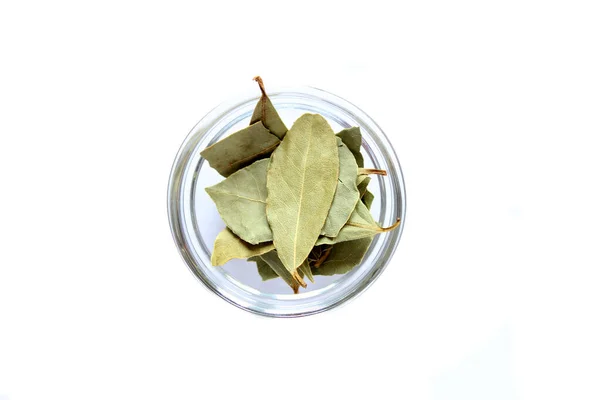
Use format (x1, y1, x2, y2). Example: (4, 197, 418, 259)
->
(209, 190, 266, 203)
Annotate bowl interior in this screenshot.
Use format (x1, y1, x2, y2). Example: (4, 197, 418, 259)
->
(169, 87, 404, 316)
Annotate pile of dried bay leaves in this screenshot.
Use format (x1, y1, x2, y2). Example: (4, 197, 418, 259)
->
(203, 77, 400, 293)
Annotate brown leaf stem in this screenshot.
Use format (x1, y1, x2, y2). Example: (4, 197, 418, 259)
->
(358, 168, 387, 176)
(313, 247, 333, 268)
(253, 76, 267, 96)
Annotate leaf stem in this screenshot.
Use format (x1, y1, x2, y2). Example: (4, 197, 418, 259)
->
(358, 168, 387, 176)
(292, 270, 307, 288)
(313, 247, 333, 268)
(253, 76, 267, 96)
(348, 217, 401, 232)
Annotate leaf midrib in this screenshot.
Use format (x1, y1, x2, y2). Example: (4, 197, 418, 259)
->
(292, 125, 313, 267)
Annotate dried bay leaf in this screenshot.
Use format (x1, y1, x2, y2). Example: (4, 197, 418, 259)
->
(321, 140, 360, 237)
(249, 254, 306, 283)
(316, 200, 400, 245)
(201, 121, 280, 177)
(312, 237, 373, 276)
(336, 127, 364, 167)
(357, 175, 371, 198)
(363, 190, 375, 210)
(266, 113, 339, 273)
(357, 175, 375, 209)
(205, 159, 271, 244)
(211, 229, 274, 266)
(249, 256, 279, 281)
(250, 76, 287, 139)
(259, 250, 307, 293)
(298, 259, 314, 283)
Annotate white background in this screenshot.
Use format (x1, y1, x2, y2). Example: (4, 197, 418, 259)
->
(1, 1, 599, 399)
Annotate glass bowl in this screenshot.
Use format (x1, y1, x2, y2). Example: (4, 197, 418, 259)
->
(167, 86, 406, 317)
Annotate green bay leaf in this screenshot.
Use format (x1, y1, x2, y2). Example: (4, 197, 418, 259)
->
(298, 259, 314, 283)
(250, 76, 287, 139)
(312, 237, 373, 276)
(316, 200, 400, 245)
(249, 255, 279, 281)
(363, 190, 375, 210)
(201, 121, 280, 177)
(357, 175, 371, 198)
(336, 127, 364, 167)
(211, 229, 274, 266)
(206, 159, 271, 244)
(321, 140, 360, 237)
(259, 250, 307, 293)
(266, 113, 339, 273)
(357, 175, 375, 209)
